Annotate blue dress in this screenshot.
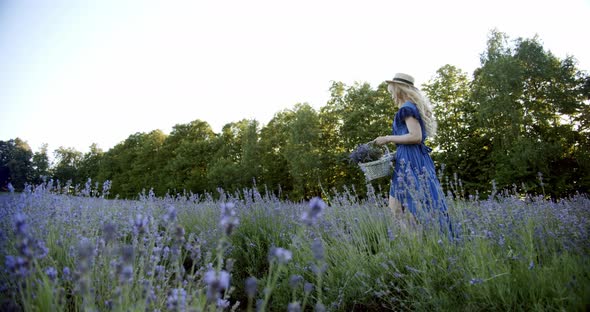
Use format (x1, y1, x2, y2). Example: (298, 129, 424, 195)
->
(389, 101, 452, 234)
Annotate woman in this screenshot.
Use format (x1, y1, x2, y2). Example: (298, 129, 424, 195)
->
(374, 73, 452, 234)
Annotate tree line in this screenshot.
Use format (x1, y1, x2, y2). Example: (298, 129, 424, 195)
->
(2, 31, 589, 200)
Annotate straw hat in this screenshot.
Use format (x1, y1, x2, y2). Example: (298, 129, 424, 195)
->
(386, 73, 415, 87)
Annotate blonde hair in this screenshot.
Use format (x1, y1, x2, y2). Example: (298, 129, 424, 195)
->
(387, 83, 437, 137)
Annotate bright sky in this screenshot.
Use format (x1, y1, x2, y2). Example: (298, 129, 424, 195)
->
(1, 0, 589, 157)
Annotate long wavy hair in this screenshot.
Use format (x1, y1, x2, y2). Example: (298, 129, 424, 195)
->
(387, 82, 437, 137)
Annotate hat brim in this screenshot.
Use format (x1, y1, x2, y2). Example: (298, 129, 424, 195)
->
(386, 78, 414, 86)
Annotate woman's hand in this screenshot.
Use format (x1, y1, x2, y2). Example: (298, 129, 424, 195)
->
(373, 136, 391, 145)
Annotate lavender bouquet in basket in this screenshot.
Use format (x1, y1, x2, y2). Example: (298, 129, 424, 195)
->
(348, 143, 383, 164)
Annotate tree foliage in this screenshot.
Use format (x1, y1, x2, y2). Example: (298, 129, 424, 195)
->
(0, 138, 33, 190)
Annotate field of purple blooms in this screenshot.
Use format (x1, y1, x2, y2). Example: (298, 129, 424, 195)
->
(1, 180, 589, 311)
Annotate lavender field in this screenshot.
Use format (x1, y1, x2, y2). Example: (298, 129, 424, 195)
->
(1, 181, 589, 311)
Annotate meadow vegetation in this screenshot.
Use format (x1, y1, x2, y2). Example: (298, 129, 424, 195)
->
(1, 179, 588, 311)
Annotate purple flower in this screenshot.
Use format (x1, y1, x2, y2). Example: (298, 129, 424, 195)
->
(269, 247, 292, 264)
(315, 302, 326, 312)
(5, 255, 29, 278)
(288, 302, 302, 312)
(304, 282, 314, 294)
(387, 228, 396, 241)
(289, 275, 303, 289)
(469, 278, 483, 285)
(220, 215, 239, 236)
(133, 214, 149, 235)
(33, 240, 48, 259)
(405, 265, 421, 274)
(217, 298, 230, 308)
(62, 267, 71, 281)
(204, 269, 230, 303)
(349, 144, 383, 164)
(163, 205, 177, 223)
(120, 245, 134, 264)
(77, 239, 95, 261)
(45, 266, 57, 281)
(120, 265, 134, 283)
(174, 225, 185, 243)
(101, 222, 117, 243)
(13, 213, 28, 237)
(311, 240, 324, 261)
(302, 197, 326, 226)
(245, 276, 258, 298)
(166, 288, 187, 311)
(220, 202, 239, 236)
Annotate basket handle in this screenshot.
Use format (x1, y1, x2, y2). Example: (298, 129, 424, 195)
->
(367, 140, 391, 156)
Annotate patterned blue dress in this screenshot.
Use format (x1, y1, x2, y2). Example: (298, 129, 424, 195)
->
(389, 101, 452, 234)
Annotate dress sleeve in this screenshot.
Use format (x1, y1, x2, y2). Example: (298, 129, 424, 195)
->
(397, 102, 421, 121)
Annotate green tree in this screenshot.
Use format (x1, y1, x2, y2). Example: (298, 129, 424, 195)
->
(471, 30, 589, 195)
(259, 110, 294, 197)
(31, 143, 50, 184)
(423, 65, 493, 194)
(78, 143, 104, 183)
(132, 130, 166, 194)
(0, 138, 33, 190)
(319, 81, 394, 194)
(160, 120, 216, 195)
(284, 103, 324, 199)
(207, 119, 261, 192)
(96, 132, 159, 198)
(325, 82, 392, 150)
(53, 146, 83, 186)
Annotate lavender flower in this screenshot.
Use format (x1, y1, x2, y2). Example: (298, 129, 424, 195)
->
(220, 202, 239, 236)
(166, 288, 187, 311)
(349, 143, 383, 164)
(102, 180, 111, 197)
(304, 282, 314, 295)
(315, 302, 326, 312)
(120, 265, 134, 283)
(289, 275, 303, 289)
(155, 265, 166, 279)
(133, 214, 149, 235)
(288, 302, 302, 312)
(62, 267, 71, 281)
(310, 263, 327, 275)
(311, 240, 324, 261)
(174, 225, 185, 244)
(204, 269, 230, 302)
(5, 255, 29, 278)
(45, 266, 57, 282)
(162, 205, 177, 223)
(101, 222, 117, 243)
(13, 213, 27, 237)
(217, 298, 230, 308)
(387, 228, 396, 241)
(469, 278, 483, 285)
(302, 197, 326, 226)
(245, 276, 258, 298)
(120, 245, 134, 264)
(77, 239, 95, 262)
(268, 247, 293, 264)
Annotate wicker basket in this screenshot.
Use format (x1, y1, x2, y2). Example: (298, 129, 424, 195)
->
(358, 145, 395, 181)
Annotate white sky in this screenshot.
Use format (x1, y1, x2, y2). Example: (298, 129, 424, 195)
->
(1, 0, 589, 157)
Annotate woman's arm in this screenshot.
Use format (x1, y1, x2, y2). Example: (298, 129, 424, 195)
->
(374, 117, 422, 145)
